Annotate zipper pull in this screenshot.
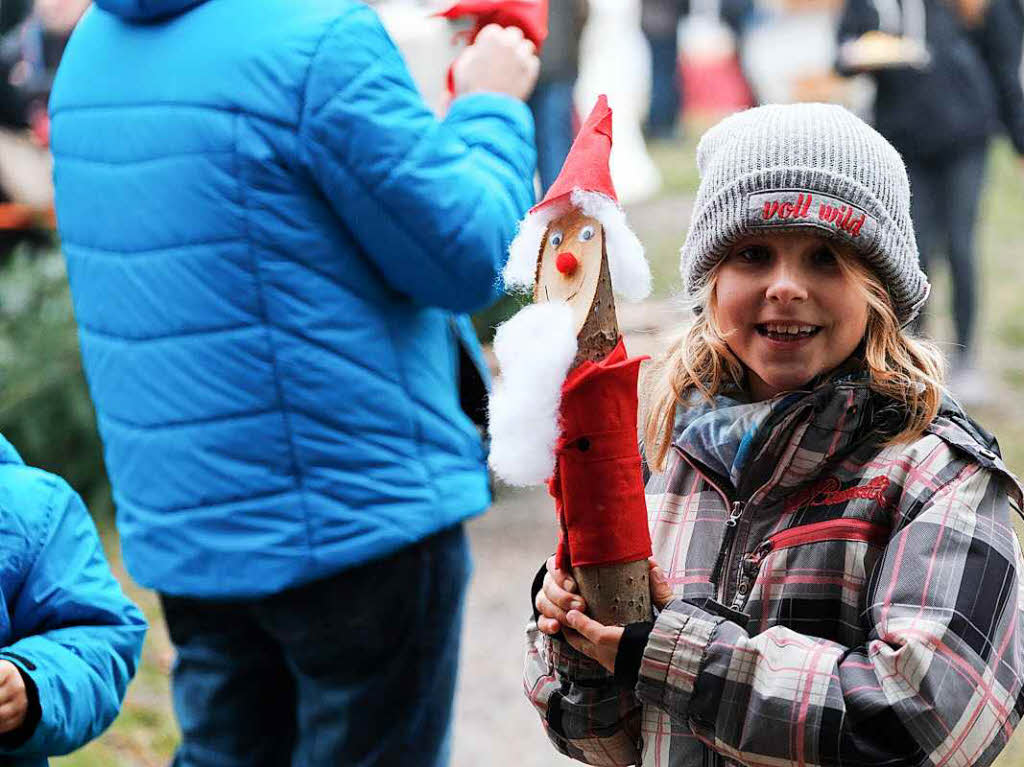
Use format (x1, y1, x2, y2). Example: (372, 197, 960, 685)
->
(725, 501, 744, 527)
(751, 538, 773, 563)
(740, 540, 772, 579)
(710, 501, 746, 589)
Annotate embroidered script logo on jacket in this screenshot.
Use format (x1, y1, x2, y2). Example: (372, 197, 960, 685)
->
(746, 189, 880, 243)
(783, 474, 892, 514)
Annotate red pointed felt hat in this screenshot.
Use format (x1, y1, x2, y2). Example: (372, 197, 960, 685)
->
(437, 0, 549, 49)
(532, 94, 617, 214)
(504, 94, 651, 302)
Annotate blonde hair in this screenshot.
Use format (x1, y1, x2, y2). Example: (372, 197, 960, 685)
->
(642, 253, 946, 473)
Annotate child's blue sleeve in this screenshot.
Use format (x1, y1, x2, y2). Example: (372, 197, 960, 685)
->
(0, 481, 147, 757)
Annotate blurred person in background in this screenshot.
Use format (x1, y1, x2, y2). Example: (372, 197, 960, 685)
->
(641, 0, 752, 138)
(528, 0, 587, 192)
(0, 0, 86, 211)
(837, 0, 1024, 405)
(49, 1, 538, 765)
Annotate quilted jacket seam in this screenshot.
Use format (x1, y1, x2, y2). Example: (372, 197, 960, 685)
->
(55, 149, 234, 166)
(63, 234, 242, 256)
(295, 5, 362, 137)
(78, 321, 257, 343)
(232, 112, 316, 564)
(98, 406, 277, 431)
(379, 315, 441, 511)
(296, 11, 482, 307)
(115, 485, 297, 516)
(50, 102, 298, 130)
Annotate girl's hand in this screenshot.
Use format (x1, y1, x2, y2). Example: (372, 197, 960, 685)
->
(535, 555, 587, 635)
(0, 660, 28, 734)
(563, 559, 675, 672)
(564, 611, 623, 672)
(648, 558, 675, 609)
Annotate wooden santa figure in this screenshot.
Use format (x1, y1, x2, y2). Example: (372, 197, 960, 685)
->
(488, 95, 654, 625)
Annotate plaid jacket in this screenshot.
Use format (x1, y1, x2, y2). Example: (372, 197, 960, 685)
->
(524, 379, 1024, 767)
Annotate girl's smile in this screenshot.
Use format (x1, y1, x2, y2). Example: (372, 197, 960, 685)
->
(714, 231, 869, 401)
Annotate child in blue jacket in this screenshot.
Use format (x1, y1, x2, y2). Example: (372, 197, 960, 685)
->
(0, 434, 146, 764)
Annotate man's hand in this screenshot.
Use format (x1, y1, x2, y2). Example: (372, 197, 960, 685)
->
(452, 24, 540, 101)
(0, 661, 28, 735)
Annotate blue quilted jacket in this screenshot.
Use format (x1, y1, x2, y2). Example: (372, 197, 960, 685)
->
(0, 436, 145, 764)
(50, 0, 536, 598)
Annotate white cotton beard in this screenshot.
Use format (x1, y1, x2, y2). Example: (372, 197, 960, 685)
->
(488, 302, 578, 486)
(503, 204, 560, 292)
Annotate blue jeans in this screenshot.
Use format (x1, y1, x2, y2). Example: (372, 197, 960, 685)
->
(528, 79, 576, 193)
(646, 33, 681, 137)
(906, 144, 988, 362)
(161, 524, 472, 767)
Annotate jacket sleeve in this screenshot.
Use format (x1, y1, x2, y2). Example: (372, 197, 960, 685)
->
(299, 4, 537, 313)
(525, 619, 644, 765)
(635, 463, 1024, 767)
(974, 0, 1024, 155)
(0, 481, 147, 757)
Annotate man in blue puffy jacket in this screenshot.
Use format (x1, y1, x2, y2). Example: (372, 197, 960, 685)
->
(49, 0, 539, 764)
(0, 436, 146, 765)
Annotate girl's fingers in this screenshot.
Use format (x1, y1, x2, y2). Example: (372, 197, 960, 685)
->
(535, 589, 567, 623)
(542, 572, 586, 613)
(563, 627, 598, 659)
(537, 615, 562, 635)
(647, 562, 674, 609)
(545, 555, 577, 593)
(565, 609, 605, 642)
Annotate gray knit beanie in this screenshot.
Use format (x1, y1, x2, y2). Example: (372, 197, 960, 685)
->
(680, 103, 929, 324)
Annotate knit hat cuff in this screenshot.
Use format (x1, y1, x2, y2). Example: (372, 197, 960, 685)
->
(680, 166, 929, 324)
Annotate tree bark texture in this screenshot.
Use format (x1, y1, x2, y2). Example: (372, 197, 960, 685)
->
(570, 237, 652, 626)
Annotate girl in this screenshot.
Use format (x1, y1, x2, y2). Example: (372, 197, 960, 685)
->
(526, 103, 1024, 767)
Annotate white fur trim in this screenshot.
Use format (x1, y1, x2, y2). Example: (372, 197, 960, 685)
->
(570, 190, 652, 302)
(503, 205, 561, 291)
(487, 302, 578, 486)
(502, 190, 652, 301)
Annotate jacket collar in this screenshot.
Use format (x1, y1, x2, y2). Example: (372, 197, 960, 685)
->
(672, 366, 895, 502)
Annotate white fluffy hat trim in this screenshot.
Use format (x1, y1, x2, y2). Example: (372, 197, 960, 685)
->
(503, 189, 652, 302)
(487, 301, 578, 487)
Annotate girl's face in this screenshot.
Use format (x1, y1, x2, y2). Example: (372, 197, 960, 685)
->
(714, 232, 870, 401)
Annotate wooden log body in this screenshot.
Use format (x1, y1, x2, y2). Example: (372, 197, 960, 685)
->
(535, 209, 651, 626)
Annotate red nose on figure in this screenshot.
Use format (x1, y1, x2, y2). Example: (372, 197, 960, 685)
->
(555, 252, 579, 276)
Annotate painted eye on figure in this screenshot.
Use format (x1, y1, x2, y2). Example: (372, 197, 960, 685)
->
(548, 230, 564, 248)
(578, 225, 596, 242)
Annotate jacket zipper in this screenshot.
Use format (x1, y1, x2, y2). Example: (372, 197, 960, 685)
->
(674, 449, 745, 602)
(762, 518, 890, 550)
(730, 518, 890, 610)
(712, 501, 745, 596)
(671, 393, 819, 606)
